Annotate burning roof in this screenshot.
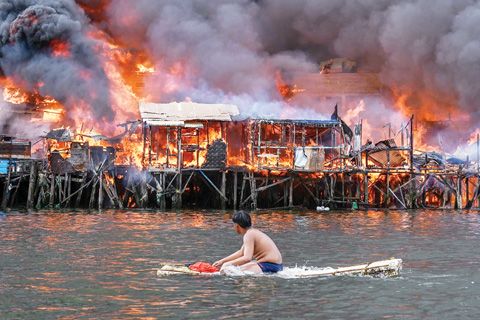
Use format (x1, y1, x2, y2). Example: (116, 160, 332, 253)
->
(139, 102, 240, 125)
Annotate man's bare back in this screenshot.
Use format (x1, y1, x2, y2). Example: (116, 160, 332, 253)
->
(213, 211, 283, 274)
(244, 228, 282, 264)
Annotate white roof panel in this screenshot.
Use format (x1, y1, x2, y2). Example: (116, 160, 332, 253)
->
(140, 102, 239, 122)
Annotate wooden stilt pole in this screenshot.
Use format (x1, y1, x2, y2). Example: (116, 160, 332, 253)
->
(240, 173, 246, 209)
(49, 174, 55, 208)
(233, 171, 238, 210)
(221, 171, 227, 210)
(385, 151, 390, 208)
(154, 174, 162, 208)
(75, 172, 87, 208)
(89, 177, 98, 210)
(27, 162, 37, 210)
(9, 173, 24, 208)
(466, 176, 470, 206)
(36, 175, 45, 210)
(66, 173, 72, 208)
(289, 175, 294, 207)
(161, 173, 166, 210)
(33, 171, 43, 209)
(63, 173, 68, 204)
(57, 175, 62, 204)
(140, 172, 147, 208)
(248, 172, 257, 210)
(98, 172, 104, 210)
(174, 172, 182, 209)
(456, 175, 463, 209)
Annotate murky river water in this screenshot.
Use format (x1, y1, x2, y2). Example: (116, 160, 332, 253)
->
(1, 209, 480, 319)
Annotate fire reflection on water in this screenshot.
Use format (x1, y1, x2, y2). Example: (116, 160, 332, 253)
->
(1, 210, 479, 319)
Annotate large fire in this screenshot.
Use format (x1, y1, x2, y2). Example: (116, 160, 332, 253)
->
(0, 0, 477, 179)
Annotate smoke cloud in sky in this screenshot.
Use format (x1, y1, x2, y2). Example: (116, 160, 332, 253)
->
(102, 1, 480, 126)
(0, 0, 115, 125)
(1, 0, 479, 152)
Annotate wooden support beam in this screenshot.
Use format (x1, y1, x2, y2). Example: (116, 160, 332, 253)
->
(387, 187, 407, 209)
(198, 170, 228, 202)
(75, 172, 88, 208)
(300, 179, 320, 205)
(289, 176, 294, 207)
(9, 173, 23, 208)
(67, 173, 72, 208)
(221, 171, 227, 210)
(240, 173, 246, 209)
(153, 174, 163, 209)
(35, 173, 48, 210)
(173, 172, 182, 209)
(27, 162, 37, 210)
(98, 172, 104, 210)
(33, 171, 43, 209)
(456, 175, 463, 209)
(410, 115, 414, 171)
(256, 177, 291, 193)
(57, 175, 63, 204)
(140, 172, 148, 207)
(250, 172, 257, 210)
(89, 178, 98, 210)
(160, 173, 166, 210)
(233, 171, 238, 209)
(63, 173, 68, 205)
(385, 152, 390, 208)
(181, 171, 195, 194)
(49, 174, 55, 208)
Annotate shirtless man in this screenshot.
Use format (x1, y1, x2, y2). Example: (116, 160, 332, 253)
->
(212, 211, 283, 274)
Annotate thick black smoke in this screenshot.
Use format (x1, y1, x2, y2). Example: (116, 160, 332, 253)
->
(0, 0, 114, 125)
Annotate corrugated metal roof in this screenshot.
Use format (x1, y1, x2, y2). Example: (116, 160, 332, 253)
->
(140, 102, 239, 122)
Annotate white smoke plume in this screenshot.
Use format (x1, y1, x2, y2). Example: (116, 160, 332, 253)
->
(100, 1, 479, 141)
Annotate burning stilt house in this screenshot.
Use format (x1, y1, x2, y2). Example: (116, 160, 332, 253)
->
(247, 114, 352, 172)
(45, 128, 116, 174)
(139, 101, 239, 170)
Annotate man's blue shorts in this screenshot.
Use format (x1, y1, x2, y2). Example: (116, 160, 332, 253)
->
(258, 262, 283, 273)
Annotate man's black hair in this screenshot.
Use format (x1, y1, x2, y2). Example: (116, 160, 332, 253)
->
(232, 211, 252, 228)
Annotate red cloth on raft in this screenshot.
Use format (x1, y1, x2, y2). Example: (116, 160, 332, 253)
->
(188, 262, 219, 273)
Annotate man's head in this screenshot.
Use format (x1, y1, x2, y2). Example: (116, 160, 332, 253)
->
(232, 211, 251, 234)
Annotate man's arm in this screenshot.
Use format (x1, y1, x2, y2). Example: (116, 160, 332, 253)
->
(213, 246, 244, 267)
(222, 233, 254, 267)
